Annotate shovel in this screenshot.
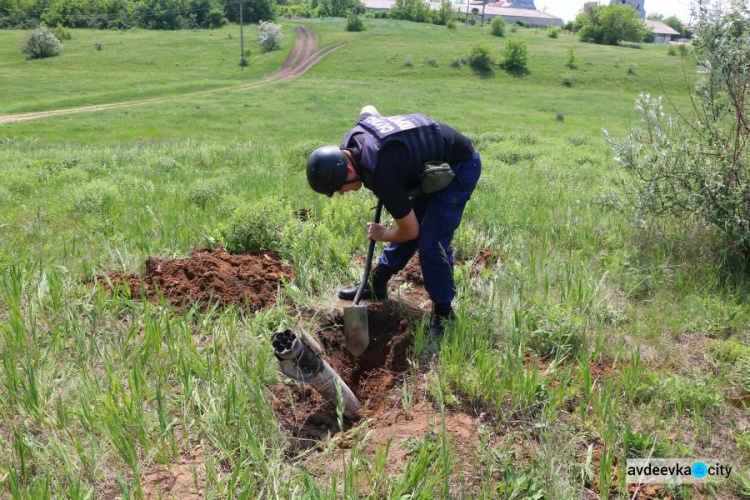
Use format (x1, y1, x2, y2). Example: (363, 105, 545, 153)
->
(344, 200, 383, 357)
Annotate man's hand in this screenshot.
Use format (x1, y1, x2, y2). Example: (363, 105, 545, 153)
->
(366, 222, 387, 241)
(365, 210, 418, 243)
(360, 105, 380, 117)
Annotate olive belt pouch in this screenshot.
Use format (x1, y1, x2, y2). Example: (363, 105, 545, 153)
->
(420, 161, 455, 194)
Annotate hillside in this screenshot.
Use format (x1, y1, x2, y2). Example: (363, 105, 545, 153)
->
(0, 18, 746, 499)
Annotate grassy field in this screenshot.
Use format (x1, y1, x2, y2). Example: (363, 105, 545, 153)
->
(0, 17, 748, 499)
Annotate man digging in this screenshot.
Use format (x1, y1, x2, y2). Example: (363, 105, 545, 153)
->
(306, 105, 481, 336)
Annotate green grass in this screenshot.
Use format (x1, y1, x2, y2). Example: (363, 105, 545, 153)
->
(0, 25, 294, 114)
(1, 19, 696, 144)
(0, 17, 747, 499)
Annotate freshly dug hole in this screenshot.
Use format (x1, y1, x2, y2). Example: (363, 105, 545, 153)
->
(271, 301, 418, 452)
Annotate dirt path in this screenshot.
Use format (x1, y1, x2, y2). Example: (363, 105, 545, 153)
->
(0, 26, 343, 124)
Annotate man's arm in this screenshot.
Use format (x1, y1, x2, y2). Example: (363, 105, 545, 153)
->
(367, 210, 419, 243)
(360, 105, 380, 117)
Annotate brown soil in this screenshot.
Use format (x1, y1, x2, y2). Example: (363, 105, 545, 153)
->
(101, 247, 294, 311)
(0, 26, 345, 124)
(142, 448, 205, 499)
(270, 301, 421, 453)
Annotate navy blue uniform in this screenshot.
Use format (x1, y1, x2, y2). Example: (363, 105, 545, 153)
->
(342, 113, 481, 304)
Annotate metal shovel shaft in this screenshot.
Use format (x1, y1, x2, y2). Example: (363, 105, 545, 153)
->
(344, 201, 383, 357)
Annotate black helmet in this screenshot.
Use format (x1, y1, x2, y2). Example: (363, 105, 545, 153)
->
(307, 146, 348, 197)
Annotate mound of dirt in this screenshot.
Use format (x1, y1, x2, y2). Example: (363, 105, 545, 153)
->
(270, 301, 420, 453)
(102, 247, 294, 311)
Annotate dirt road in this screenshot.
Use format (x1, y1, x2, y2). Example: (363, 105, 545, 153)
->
(0, 26, 343, 124)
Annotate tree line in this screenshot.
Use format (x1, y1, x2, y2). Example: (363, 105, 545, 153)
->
(0, 0, 275, 29)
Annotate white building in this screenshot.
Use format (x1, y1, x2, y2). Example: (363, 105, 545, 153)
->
(362, 0, 562, 27)
(644, 19, 680, 43)
(610, 0, 645, 18)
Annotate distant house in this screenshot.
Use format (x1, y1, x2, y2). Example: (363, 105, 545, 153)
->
(644, 19, 680, 43)
(361, 0, 563, 27)
(478, 5, 562, 26)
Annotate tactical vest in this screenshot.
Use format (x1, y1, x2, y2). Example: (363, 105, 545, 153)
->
(341, 114, 445, 189)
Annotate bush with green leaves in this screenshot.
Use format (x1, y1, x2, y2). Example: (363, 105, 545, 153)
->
(490, 15, 506, 36)
(21, 27, 62, 60)
(606, 0, 750, 261)
(547, 26, 560, 38)
(71, 180, 120, 215)
(575, 4, 647, 45)
(468, 41, 492, 70)
(54, 24, 71, 40)
(390, 0, 433, 23)
(346, 11, 365, 31)
(257, 20, 282, 51)
(219, 199, 291, 253)
(499, 39, 528, 69)
(187, 181, 226, 208)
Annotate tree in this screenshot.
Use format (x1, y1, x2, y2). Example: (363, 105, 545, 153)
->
(225, 0, 274, 24)
(662, 15, 686, 37)
(577, 4, 647, 45)
(606, 0, 750, 262)
(390, 0, 432, 23)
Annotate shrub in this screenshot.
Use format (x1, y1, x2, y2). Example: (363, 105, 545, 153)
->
(468, 42, 492, 70)
(71, 180, 119, 215)
(499, 39, 528, 69)
(642, 31, 655, 43)
(220, 199, 291, 253)
(509, 24, 518, 33)
(605, 0, 750, 261)
(667, 46, 677, 56)
(547, 26, 560, 38)
(257, 20, 282, 51)
(678, 43, 689, 56)
(21, 27, 62, 60)
(54, 24, 71, 40)
(490, 16, 506, 36)
(564, 47, 576, 68)
(187, 181, 226, 208)
(561, 74, 573, 87)
(346, 11, 365, 31)
(446, 18, 456, 31)
(627, 62, 637, 74)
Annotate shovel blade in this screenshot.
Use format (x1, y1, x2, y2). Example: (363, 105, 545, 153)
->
(344, 305, 369, 357)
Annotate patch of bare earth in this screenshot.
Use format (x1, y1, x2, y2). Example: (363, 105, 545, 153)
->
(142, 448, 205, 499)
(98, 247, 294, 311)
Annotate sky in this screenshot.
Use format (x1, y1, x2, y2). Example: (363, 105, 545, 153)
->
(533, 0, 696, 23)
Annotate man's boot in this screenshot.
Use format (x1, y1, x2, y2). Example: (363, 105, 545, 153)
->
(429, 303, 456, 337)
(338, 265, 392, 301)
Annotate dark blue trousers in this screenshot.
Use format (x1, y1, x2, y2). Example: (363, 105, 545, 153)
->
(377, 153, 482, 304)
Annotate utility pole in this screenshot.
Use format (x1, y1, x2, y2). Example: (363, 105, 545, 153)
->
(239, 0, 245, 67)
